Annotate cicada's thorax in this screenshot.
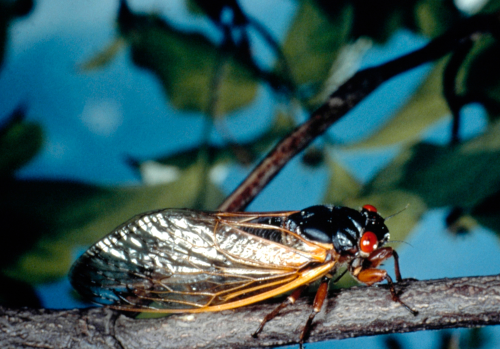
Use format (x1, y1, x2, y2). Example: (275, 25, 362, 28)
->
(283, 205, 390, 256)
(244, 205, 390, 264)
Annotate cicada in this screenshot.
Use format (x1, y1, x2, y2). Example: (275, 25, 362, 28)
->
(70, 204, 416, 345)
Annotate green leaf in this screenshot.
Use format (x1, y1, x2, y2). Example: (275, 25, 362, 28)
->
(366, 120, 500, 210)
(0, 109, 43, 176)
(1, 161, 224, 284)
(323, 157, 362, 205)
(118, 7, 258, 115)
(281, 0, 353, 90)
(413, 0, 461, 38)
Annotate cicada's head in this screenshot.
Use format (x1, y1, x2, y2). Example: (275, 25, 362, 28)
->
(355, 204, 390, 257)
(287, 204, 389, 257)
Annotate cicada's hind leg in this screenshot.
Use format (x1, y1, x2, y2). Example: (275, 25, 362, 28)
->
(298, 276, 329, 347)
(355, 247, 418, 316)
(253, 276, 334, 348)
(252, 285, 306, 338)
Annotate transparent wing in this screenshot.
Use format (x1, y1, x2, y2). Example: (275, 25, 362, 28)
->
(70, 209, 331, 312)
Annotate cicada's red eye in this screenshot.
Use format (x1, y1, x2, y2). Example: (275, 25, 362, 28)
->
(360, 231, 378, 253)
(362, 204, 377, 213)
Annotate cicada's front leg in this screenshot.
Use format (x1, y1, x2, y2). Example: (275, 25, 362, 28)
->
(352, 247, 418, 315)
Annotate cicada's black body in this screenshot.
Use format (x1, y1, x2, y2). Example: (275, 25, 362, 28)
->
(249, 205, 389, 252)
(70, 204, 415, 344)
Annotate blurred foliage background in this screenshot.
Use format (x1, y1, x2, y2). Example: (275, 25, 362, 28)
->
(1, 0, 500, 347)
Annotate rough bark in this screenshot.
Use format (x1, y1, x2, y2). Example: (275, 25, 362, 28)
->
(2, 275, 500, 349)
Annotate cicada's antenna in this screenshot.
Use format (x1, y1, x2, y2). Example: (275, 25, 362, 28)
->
(386, 240, 414, 248)
(384, 204, 412, 248)
(384, 203, 410, 222)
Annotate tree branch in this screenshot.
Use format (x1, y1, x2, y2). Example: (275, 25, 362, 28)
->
(2, 275, 500, 348)
(218, 13, 500, 212)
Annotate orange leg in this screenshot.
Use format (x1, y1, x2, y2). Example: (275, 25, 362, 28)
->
(365, 247, 402, 281)
(299, 277, 329, 347)
(357, 268, 417, 315)
(252, 285, 306, 338)
(358, 247, 417, 315)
